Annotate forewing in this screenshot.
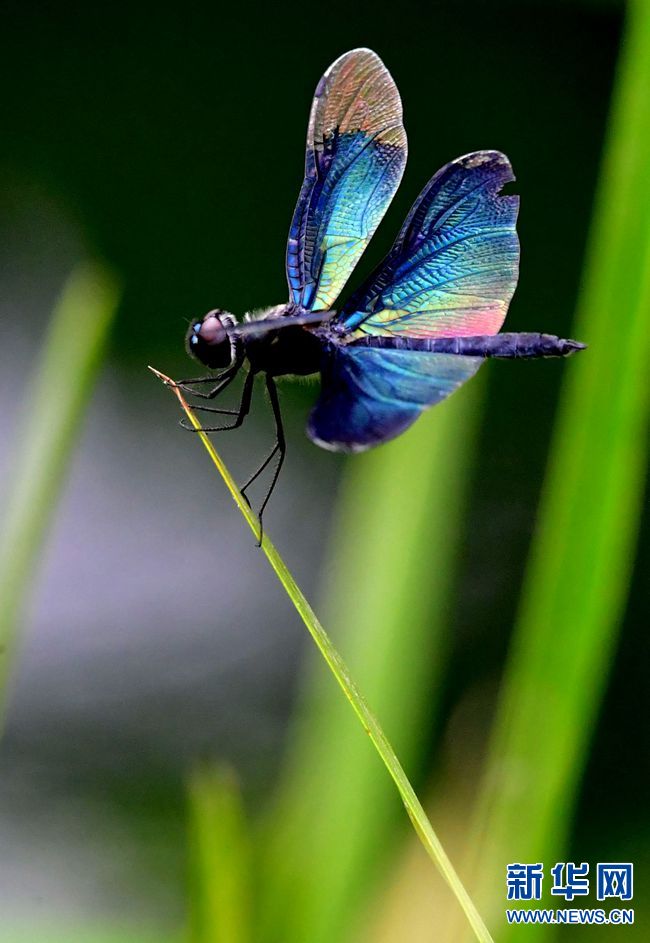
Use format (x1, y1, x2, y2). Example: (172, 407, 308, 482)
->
(308, 342, 482, 452)
(335, 151, 519, 338)
(286, 48, 407, 312)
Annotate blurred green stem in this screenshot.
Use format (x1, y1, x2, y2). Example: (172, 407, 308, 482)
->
(187, 764, 251, 943)
(153, 370, 495, 943)
(0, 263, 120, 728)
(467, 0, 650, 934)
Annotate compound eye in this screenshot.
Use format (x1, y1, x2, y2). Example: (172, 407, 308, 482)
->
(186, 310, 237, 368)
(198, 314, 227, 346)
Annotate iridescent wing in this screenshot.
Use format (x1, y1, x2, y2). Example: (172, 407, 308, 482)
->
(334, 150, 519, 338)
(308, 342, 482, 451)
(286, 48, 407, 313)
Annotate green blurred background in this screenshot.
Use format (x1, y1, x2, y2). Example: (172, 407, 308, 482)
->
(0, 0, 647, 941)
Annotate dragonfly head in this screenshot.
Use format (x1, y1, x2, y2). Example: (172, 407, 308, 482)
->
(186, 309, 241, 368)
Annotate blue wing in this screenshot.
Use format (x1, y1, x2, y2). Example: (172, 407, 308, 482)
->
(307, 342, 482, 451)
(286, 48, 407, 312)
(333, 151, 519, 339)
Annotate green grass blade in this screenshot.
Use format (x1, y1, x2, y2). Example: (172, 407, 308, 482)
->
(186, 764, 252, 943)
(260, 382, 483, 943)
(468, 1, 650, 933)
(152, 371, 494, 943)
(0, 262, 120, 725)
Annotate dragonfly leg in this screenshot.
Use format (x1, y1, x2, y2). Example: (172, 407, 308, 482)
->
(252, 375, 286, 545)
(188, 403, 239, 416)
(176, 374, 228, 385)
(240, 442, 279, 499)
(180, 371, 254, 432)
(177, 364, 240, 399)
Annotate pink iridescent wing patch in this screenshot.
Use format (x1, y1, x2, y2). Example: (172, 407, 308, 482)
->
(335, 150, 520, 339)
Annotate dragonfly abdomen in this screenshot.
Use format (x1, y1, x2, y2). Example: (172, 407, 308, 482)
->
(350, 333, 586, 359)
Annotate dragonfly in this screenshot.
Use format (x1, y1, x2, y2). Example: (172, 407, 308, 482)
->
(181, 47, 585, 521)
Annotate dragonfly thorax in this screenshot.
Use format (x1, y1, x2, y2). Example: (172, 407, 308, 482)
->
(244, 320, 323, 378)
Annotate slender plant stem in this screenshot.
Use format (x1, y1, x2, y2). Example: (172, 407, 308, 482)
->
(150, 366, 494, 943)
(260, 380, 483, 943)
